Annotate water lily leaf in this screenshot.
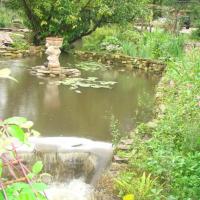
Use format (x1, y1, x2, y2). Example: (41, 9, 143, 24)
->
(60, 77, 117, 91)
(76, 61, 108, 72)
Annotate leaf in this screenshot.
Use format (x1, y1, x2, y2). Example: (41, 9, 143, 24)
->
(32, 161, 43, 175)
(5, 117, 27, 126)
(32, 182, 48, 191)
(31, 129, 40, 137)
(21, 121, 34, 129)
(27, 172, 35, 179)
(8, 125, 25, 142)
(0, 159, 2, 177)
(0, 68, 17, 82)
(123, 194, 135, 200)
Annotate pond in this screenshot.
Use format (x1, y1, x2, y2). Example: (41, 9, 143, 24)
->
(0, 54, 159, 141)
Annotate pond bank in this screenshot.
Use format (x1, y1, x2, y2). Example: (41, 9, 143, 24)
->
(75, 50, 166, 74)
(103, 49, 200, 199)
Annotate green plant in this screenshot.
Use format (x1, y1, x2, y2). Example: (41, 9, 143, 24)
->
(110, 115, 122, 146)
(0, 71, 47, 200)
(11, 34, 29, 50)
(191, 24, 200, 41)
(0, 117, 47, 200)
(115, 172, 159, 200)
(0, 7, 21, 28)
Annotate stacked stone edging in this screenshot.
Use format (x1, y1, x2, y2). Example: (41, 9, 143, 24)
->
(75, 50, 166, 74)
(0, 46, 44, 58)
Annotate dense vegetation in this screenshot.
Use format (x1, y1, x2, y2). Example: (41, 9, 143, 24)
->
(5, 0, 149, 46)
(114, 40, 200, 200)
(82, 26, 185, 60)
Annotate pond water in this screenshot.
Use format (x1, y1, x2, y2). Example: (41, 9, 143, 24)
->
(0, 55, 159, 141)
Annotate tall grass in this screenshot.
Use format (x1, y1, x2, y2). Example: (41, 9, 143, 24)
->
(0, 7, 20, 28)
(82, 26, 185, 60)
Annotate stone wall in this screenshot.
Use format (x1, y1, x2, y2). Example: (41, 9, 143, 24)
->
(75, 51, 166, 74)
(0, 46, 44, 58)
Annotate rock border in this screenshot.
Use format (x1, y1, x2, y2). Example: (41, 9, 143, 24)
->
(75, 50, 166, 74)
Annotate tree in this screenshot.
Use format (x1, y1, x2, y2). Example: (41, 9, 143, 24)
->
(8, 0, 149, 46)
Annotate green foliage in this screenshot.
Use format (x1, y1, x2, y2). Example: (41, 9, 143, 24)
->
(115, 172, 159, 200)
(32, 161, 44, 175)
(0, 6, 23, 28)
(82, 26, 185, 60)
(0, 182, 47, 200)
(115, 49, 200, 199)
(0, 7, 13, 28)
(0, 67, 46, 200)
(59, 77, 117, 92)
(10, 0, 149, 45)
(11, 34, 30, 50)
(191, 24, 200, 41)
(75, 61, 107, 72)
(110, 115, 122, 146)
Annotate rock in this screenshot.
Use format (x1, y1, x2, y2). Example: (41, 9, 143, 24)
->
(121, 139, 133, 145)
(0, 32, 13, 46)
(50, 73, 57, 78)
(36, 72, 45, 77)
(62, 68, 81, 77)
(113, 155, 128, 163)
(117, 144, 130, 151)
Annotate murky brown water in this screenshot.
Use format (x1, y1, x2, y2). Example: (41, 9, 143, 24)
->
(0, 55, 159, 141)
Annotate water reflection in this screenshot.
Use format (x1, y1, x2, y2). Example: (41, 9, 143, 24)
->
(0, 55, 159, 141)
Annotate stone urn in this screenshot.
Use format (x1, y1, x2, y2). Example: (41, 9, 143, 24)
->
(45, 37, 63, 74)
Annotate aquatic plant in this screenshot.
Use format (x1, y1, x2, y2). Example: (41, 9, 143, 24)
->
(59, 77, 117, 92)
(75, 61, 108, 72)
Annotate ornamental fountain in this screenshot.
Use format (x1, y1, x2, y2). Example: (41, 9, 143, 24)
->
(31, 37, 81, 78)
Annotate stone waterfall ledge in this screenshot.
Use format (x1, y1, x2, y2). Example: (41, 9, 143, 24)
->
(0, 46, 44, 58)
(75, 50, 166, 74)
(8, 137, 113, 184)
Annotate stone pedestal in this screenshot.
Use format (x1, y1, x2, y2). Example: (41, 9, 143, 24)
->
(46, 37, 63, 74)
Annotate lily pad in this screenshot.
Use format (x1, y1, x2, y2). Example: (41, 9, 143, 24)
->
(59, 77, 117, 91)
(75, 61, 109, 72)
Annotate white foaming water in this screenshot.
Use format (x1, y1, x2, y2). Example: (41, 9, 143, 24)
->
(45, 179, 95, 200)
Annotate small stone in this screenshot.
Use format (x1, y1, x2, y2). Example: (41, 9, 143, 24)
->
(113, 155, 128, 163)
(50, 73, 57, 78)
(117, 144, 130, 150)
(121, 139, 133, 145)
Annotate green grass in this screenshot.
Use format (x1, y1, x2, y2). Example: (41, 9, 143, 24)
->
(0, 7, 22, 28)
(82, 26, 185, 60)
(115, 49, 200, 199)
